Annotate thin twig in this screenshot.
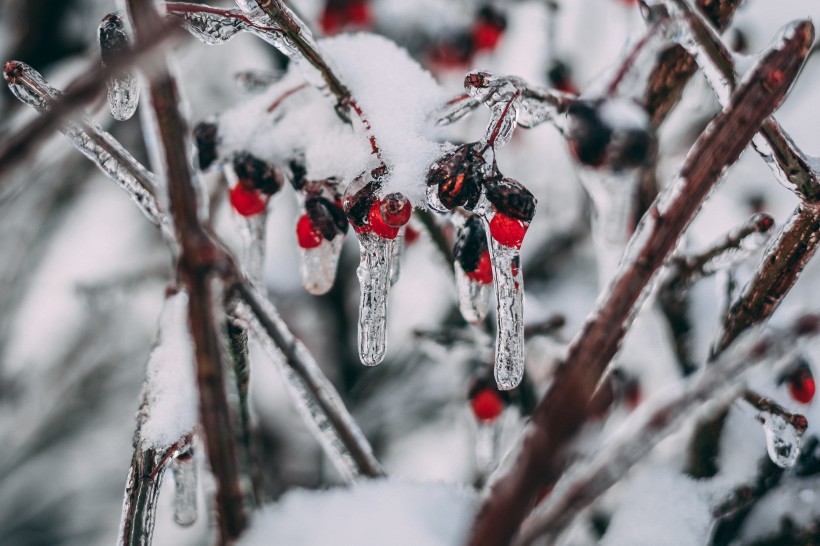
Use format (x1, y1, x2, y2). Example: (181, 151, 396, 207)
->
(0, 18, 183, 183)
(742, 389, 809, 432)
(465, 22, 813, 546)
(512, 315, 820, 546)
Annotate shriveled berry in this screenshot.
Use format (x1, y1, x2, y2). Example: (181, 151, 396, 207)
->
(233, 152, 283, 195)
(368, 199, 400, 239)
(466, 250, 493, 284)
(485, 178, 536, 222)
(787, 366, 816, 405)
(230, 184, 266, 217)
(454, 215, 488, 272)
(380, 193, 412, 227)
(427, 144, 486, 210)
(547, 60, 579, 95)
(193, 121, 219, 170)
(343, 176, 378, 232)
(289, 160, 307, 191)
(306, 197, 347, 241)
(296, 213, 324, 249)
(489, 213, 528, 248)
(470, 388, 504, 422)
(566, 100, 612, 167)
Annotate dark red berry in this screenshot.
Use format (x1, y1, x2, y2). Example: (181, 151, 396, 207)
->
(566, 101, 612, 168)
(296, 213, 324, 249)
(489, 213, 528, 248)
(753, 213, 775, 232)
(343, 176, 378, 233)
(787, 366, 816, 405)
(230, 184, 267, 217)
(368, 199, 400, 239)
(289, 160, 308, 191)
(455, 214, 489, 273)
(427, 35, 474, 71)
(471, 388, 504, 421)
(547, 60, 579, 95)
(346, 1, 371, 26)
(472, 7, 506, 51)
(427, 144, 486, 211)
(233, 153, 283, 195)
(404, 225, 420, 245)
(485, 178, 536, 222)
(319, 5, 343, 34)
(193, 121, 219, 170)
(466, 250, 493, 284)
(380, 193, 412, 227)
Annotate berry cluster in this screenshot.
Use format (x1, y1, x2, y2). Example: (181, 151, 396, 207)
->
(289, 163, 349, 249)
(343, 168, 412, 240)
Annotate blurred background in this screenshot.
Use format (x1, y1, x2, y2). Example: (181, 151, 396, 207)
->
(2, 0, 820, 544)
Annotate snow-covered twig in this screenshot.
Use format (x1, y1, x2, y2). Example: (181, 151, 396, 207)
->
(0, 18, 182, 183)
(512, 314, 820, 546)
(466, 21, 814, 546)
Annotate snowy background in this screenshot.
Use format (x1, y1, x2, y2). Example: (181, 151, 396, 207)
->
(2, 0, 820, 544)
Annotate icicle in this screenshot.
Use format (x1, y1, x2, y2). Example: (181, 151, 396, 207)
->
(233, 299, 376, 481)
(453, 214, 492, 324)
(474, 421, 503, 479)
(486, 233, 526, 390)
(389, 228, 404, 286)
(4, 62, 170, 236)
(170, 7, 249, 45)
(237, 214, 267, 283)
(99, 14, 139, 121)
(170, 446, 198, 527)
(356, 232, 394, 366)
(299, 236, 344, 295)
(759, 411, 807, 468)
(296, 195, 347, 295)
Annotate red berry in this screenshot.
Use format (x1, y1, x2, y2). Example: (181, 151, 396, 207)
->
(319, 6, 342, 34)
(404, 225, 420, 245)
(380, 193, 412, 227)
(466, 250, 493, 285)
(489, 213, 528, 248)
(787, 367, 816, 404)
(296, 213, 324, 249)
(472, 21, 504, 51)
(346, 2, 371, 26)
(368, 199, 400, 239)
(470, 388, 504, 422)
(230, 184, 267, 217)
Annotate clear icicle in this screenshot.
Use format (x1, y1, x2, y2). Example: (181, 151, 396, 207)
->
(5, 62, 171, 237)
(486, 229, 525, 390)
(99, 14, 139, 121)
(474, 421, 503, 480)
(237, 213, 267, 284)
(699, 214, 774, 276)
(233, 299, 375, 481)
(356, 232, 394, 366)
(299, 236, 344, 295)
(171, 7, 249, 45)
(455, 261, 492, 325)
(578, 169, 639, 286)
(760, 411, 807, 469)
(170, 447, 198, 527)
(389, 229, 403, 286)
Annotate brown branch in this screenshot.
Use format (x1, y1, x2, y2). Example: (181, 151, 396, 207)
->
(125, 0, 247, 542)
(465, 22, 813, 546)
(119, 447, 167, 546)
(0, 18, 182, 183)
(742, 389, 809, 432)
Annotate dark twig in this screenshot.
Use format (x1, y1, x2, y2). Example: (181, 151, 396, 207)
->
(742, 389, 809, 432)
(513, 315, 820, 546)
(465, 22, 813, 546)
(125, 0, 246, 541)
(0, 18, 182, 183)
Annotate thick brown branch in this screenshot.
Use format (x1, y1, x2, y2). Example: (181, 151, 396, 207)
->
(465, 22, 813, 546)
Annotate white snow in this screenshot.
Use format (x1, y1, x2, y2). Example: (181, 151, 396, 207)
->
(139, 291, 199, 449)
(239, 480, 478, 546)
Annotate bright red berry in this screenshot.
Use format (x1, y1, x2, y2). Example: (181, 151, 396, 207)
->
(230, 183, 266, 217)
(346, 2, 371, 26)
(470, 388, 504, 422)
(787, 367, 816, 404)
(472, 21, 504, 51)
(489, 213, 528, 248)
(319, 6, 342, 34)
(466, 250, 493, 285)
(380, 193, 412, 227)
(296, 213, 324, 249)
(368, 199, 400, 239)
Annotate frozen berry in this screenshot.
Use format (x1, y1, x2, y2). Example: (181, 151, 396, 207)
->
(547, 60, 579, 95)
(343, 175, 377, 233)
(230, 184, 266, 217)
(470, 388, 504, 422)
(489, 213, 528, 248)
(296, 213, 324, 249)
(306, 197, 348, 241)
(454, 214, 488, 271)
(472, 7, 506, 51)
(787, 366, 816, 405)
(427, 144, 486, 211)
(566, 101, 612, 167)
(485, 178, 536, 222)
(233, 152, 283, 195)
(466, 250, 493, 284)
(368, 199, 400, 239)
(380, 193, 412, 227)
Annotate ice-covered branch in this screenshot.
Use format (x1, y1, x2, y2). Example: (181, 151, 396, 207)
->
(465, 21, 813, 546)
(0, 17, 181, 183)
(512, 314, 820, 546)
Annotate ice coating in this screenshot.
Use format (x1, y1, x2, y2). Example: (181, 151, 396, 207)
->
(234, 297, 377, 481)
(486, 228, 525, 390)
(170, 447, 198, 527)
(299, 236, 344, 295)
(474, 421, 503, 480)
(455, 261, 492, 325)
(171, 7, 249, 45)
(116, 456, 165, 546)
(760, 411, 807, 469)
(99, 14, 140, 120)
(356, 233, 394, 366)
(5, 62, 170, 237)
(389, 229, 403, 286)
